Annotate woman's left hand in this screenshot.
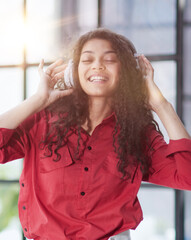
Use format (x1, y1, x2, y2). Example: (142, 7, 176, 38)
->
(137, 54, 190, 139)
(137, 54, 166, 112)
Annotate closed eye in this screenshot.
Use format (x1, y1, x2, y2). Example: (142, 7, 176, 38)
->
(104, 59, 117, 63)
(81, 59, 92, 63)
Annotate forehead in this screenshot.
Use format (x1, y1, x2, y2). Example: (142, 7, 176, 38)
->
(81, 38, 114, 54)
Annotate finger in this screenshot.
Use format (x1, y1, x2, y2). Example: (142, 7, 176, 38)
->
(54, 88, 74, 99)
(140, 55, 153, 69)
(38, 59, 45, 77)
(38, 58, 44, 70)
(52, 71, 65, 82)
(49, 76, 60, 89)
(50, 64, 67, 78)
(46, 59, 64, 75)
(138, 55, 152, 71)
(138, 56, 154, 81)
(138, 56, 146, 73)
(141, 56, 153, 74)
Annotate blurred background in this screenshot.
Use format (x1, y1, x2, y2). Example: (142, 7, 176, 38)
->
(0, 0, 191, 239)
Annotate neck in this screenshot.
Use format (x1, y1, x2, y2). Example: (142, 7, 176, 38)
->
(82, 97, 113, 134)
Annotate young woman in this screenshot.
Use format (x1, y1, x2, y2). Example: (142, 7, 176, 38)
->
(0, 28, 191, 240)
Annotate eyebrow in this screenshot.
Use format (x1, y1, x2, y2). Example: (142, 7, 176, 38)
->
(81, 50, 117, 55)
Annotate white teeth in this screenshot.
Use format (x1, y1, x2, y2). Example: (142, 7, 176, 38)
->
(89, 76, 107, 82)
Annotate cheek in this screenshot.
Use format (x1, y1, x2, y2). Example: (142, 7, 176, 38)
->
(77, 65, 81, 78)
(77, 66, 83, 85)
(77, 68, 86, 91)
(112, 66, 121, 82)
(78, 64, 87, 80)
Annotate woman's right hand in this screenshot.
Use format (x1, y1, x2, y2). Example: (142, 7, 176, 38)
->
(37, 59, 74, 109)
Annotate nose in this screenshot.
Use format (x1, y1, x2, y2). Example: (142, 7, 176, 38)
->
(91, 61, 105, 70)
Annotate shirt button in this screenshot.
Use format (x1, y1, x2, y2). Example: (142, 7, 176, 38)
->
(21, 183, 24, 187)
(22, 206, 26, 210)
(81, 191, 85, 196)
(84, 167, 89, 171)
(87, 146, 92, 150)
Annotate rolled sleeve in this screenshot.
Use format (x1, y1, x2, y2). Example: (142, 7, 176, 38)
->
(0, 128, 15, 148)
(145, 129, 191, 190)
(0, 127, 25, 164)
(0, 111, 46, 164)
(166, 138, 191, 156)
(167, 138, 191, 181)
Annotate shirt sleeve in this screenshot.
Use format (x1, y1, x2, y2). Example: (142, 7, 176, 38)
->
(0, 110, 47, 164)
(144, 129, 191, 190)
(0, 127, 25, 163)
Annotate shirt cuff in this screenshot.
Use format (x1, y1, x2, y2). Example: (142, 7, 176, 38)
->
(166, 138, 191, 157)
(0, 128, 15, 147)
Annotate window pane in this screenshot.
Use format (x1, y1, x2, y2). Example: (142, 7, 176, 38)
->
(0, 161, 23, 181)
(183, 100, 191, 135)
(184, 0, 191, 21)
(0, 68, 23, 180)
(102, 0, 176, 55)
(183, 26, 191, 136)
(0, 68, 23, 113)
(0, 0, 24, 65)
(131, 187, 175, 240)
(152, 61, 176, 141)
(152, 61, 176, 108)
(26, 67, 40, 98)
(183, 27, 191, 96)
(59, 0, 98, 51)
(185, 191, 191, 240)
(26, 0, 61, 63)
(0, 184, 21, 240)
(77, 0, 98, 33)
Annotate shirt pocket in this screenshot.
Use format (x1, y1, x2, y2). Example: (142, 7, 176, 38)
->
(102, 152, 138, 198)
(38, 146, 74, 193)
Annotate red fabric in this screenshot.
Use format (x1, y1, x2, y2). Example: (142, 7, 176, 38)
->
(1, 110, 191, 240)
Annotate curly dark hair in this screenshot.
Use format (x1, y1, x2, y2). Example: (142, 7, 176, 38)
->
(41, 28, 161, 179)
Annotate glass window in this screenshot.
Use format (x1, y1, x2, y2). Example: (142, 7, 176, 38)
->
(26, 0, 61, 63)
(0, 0, 24, 65)
(152, 61, 176, 141)
(58, 0, 98, 54)
(26, 67, 40, 98)
(0, 68, 23, 180)
(0, 68, 23, 113)
(0, 184, 21, 240)
(183, 27, 191, 96)
(183, 25, 191, 135)
(152, 61, 176, 108)
(102, 0, 176, 55)
(0, 1, 185, 240)
(77, 0, 98, 33)
(184, 0, 191, 21)
(183, 100, 191, 135)
(185, 191, 191, 240)
(131, 187, 175, 240)
(0, 161, 23, 181)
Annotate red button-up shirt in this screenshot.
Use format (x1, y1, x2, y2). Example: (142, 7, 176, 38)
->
(0, 110, 191, 240)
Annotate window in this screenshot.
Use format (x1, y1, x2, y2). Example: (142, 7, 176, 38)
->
(131, 187, 175, 240)
(0, 1, 190, 239)
(102, 0, 176, 55)
(183, 1, 191, 240)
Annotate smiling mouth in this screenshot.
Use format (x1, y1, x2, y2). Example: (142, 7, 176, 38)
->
(88, 75, 108, 82)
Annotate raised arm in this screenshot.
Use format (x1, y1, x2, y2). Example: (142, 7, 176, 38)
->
(0, 59, 73, 129)
(138, 54, 190, 140)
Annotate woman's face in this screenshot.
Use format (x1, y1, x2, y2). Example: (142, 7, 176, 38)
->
(78, 38, 121, 99)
